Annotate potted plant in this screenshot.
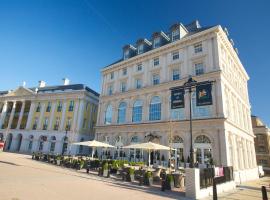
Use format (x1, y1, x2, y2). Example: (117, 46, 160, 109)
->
(127, 168, 135, 182)
(102, 162, 109, 177)
(144, 171, 153, 186)
(165, 174, 174, 190)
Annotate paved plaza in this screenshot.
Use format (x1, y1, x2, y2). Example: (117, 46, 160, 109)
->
(0, 152, 269, 200)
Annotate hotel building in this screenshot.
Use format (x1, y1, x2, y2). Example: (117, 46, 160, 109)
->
(252, 115, 270, 174)
(0, 79, 99, 155)
(95, 20, 258, 182)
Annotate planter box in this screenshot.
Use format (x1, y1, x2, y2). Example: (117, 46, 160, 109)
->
(127, 174, 135, 182)
(56, 160, 61, 166)
(103, 169, 108, 177)
(144, 177, 153, 186)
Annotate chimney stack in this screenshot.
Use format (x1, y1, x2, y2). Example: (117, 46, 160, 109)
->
(38, 80, 46, 88)
(63, 78, 70, 85)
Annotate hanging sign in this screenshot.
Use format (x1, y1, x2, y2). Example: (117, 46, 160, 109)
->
(196, 83, 213, 106)
(171, 88, 185, 109)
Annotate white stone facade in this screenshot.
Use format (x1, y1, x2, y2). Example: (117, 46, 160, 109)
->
(0, 83, 99, 155)
(96, 21, 258, 182)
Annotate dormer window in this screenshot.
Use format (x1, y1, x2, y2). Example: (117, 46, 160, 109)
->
(124, 50, 129, 60)
(137, 44, 144, 54)
(153, 37, 161, 48)
(172, 29, 180, 41)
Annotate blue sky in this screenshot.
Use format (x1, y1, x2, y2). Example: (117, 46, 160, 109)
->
(0, 0, 269, 125)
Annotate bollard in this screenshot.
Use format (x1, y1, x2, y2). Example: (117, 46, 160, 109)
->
(213, 177, 217, 200)
(161, 179, 166, 191)
(262, 186, 268, 200)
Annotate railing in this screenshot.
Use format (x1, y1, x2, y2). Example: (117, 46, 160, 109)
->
(200, 166, 234, 189)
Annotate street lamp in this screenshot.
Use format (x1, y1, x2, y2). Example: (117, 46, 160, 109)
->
(183, 76, 197, 168)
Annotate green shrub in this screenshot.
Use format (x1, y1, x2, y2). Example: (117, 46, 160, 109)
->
(145, 171, 153, 178)
(102, 162, 109, 170)
(166, 174, 174, 183)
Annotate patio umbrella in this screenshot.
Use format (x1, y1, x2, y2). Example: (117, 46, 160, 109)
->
(72, 140, 115, 158)
(123, 142, 170, 166)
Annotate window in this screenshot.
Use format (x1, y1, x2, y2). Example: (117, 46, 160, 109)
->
(172, 52, 179, 60)
(195, 63, 204, 75)
(108, 85, 113, 96)
(32, 117, 38, 130)
(110, 72, 114, 79)
(172, 69, 180, 80)
(152, 74, 160, 85)
(36, 102, 41, 112)
(132, 100, 143, 122)
(50, 137, 56, 152)
(66, 117, 72, 131)
(68, 100, 74, 112)
(153, 58, 159, 66)
(172, 29, 180, 41)
(137, 63, 142, 71)
(135, 79, 142, 89)
(122, 68, 127, 76)
(138, 44, 144, 54)
(194, 43, 203, 53)
(54, 117, 60, 130)
(46, 102, 51, 112)
(120, 82, 126, 93)
(258, 146, 266, 152)
(153, 37, 161, 48)
(124, 50, 129, 60)
(57, 101, 62, 112)
(149, 96, 161, 121)
(43, 117, 48, 130)
(105, 104, 113, 124)
(117, 102, 127, 124)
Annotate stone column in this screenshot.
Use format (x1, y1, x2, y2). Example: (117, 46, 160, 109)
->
(75, 100, 85, 132)
(7, 102, 16, 129)
(48, 102, 56, 130)
(37, 102, 46, 130)
(0, 101, 8, 128)
(26, 102, 35, 130)
(232, 134, 239, 170)
(16, 101, 25, 129)
(60, 101, 67, 131)
(71, 101, 79, 132)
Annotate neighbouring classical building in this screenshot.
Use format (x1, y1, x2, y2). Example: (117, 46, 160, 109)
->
(0, 79, 99, 155)
(252, 115, 270, 174)
(95, 20, 258, 182)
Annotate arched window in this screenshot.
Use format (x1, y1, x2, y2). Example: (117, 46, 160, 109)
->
(149, 96, 161, 121)
(28, 135, 34, 151)
(131, 136, 139, 143)
(132, 100, 143, 122)
(192, 93, 211, 118)
(194, 135, 212, 165)
(105, 104, 113, 124)
(172, 136, 183, 143)
(117, 102, 127, 123)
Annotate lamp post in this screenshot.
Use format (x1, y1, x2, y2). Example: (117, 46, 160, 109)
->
(183, 77, 197, 168)
(170, 76, 214, 168)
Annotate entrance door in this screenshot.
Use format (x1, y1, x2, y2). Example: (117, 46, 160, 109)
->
(5, 134, 13, 151)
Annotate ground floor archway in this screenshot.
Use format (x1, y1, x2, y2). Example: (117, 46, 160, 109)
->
(4, 133, 13, 151)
